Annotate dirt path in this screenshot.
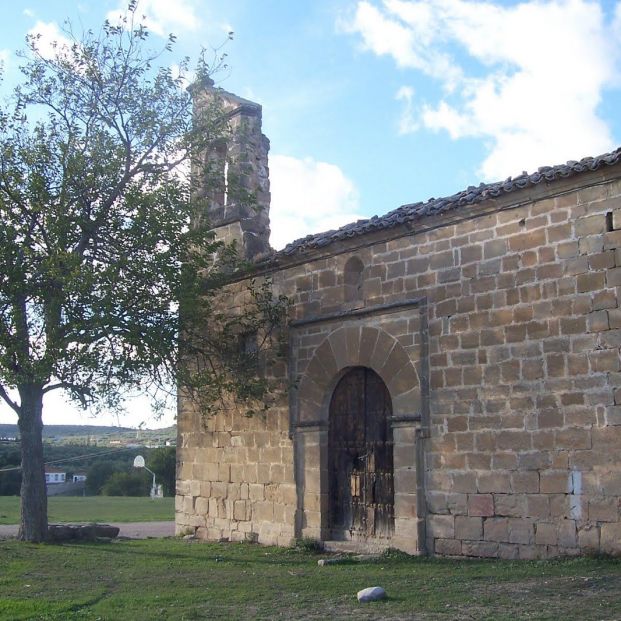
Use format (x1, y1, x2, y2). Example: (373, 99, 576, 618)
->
(0, 520, 175, 539)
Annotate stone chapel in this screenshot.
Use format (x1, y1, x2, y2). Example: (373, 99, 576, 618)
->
(176, 81, 621, 559)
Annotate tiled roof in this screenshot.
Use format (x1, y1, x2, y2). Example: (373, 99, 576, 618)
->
(279, 147, 621, 256)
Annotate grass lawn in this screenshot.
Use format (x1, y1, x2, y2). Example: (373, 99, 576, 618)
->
(0, 496, 173, 524)
(1, 539, 621, 620)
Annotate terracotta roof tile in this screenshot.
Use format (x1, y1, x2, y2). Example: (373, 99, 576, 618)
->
(278, 147, 621, 256)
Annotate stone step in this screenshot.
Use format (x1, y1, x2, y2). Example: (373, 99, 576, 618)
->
(322, 539, 391, 554)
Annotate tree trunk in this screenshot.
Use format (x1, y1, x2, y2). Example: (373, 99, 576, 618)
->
(17, 384, 48, 542)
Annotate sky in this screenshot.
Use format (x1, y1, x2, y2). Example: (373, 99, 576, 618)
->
(1, 0, 620, 428)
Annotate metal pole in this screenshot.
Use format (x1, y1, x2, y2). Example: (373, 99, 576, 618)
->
(144, 466, 156, 498)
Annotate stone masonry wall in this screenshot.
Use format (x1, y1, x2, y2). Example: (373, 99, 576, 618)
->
(178, 163, 621, 557)
(176, 394, 295, 545)
(176, 273, 296, 546)
(419, 173, 621, 559)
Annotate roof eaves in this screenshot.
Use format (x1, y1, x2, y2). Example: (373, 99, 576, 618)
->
(277, 147, 621, 257)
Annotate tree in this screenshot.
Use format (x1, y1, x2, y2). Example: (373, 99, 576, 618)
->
(148, 447, 176, 496)
(0, 4, 288, 541)
(85, 459, 126, 495)
(101, 470, 150, 496)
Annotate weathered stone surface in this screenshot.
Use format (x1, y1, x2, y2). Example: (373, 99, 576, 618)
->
(600, 523, 621, 555)
(47, 524, 120, 542)
(357, 586, 387, 603)
(177, 83, 621, 560)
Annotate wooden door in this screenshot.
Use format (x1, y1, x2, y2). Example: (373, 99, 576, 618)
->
(328, 367, 394, 538)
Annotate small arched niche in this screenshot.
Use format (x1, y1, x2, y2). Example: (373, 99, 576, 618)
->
(344, 256, 364, 303)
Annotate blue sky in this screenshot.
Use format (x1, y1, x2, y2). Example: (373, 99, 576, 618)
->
(1, 0, 621, 427)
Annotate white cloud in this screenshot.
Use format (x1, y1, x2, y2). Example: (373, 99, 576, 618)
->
(346, 0, 620, 180)
(171, 64, 195, 89)
(422, 99, 469, 139)
(269, 155, 365, 250)
(27, 21, 72, 60)
(107, 0, 201, 38)
(395, 85, 419, 134)
(343, 0, 462, 88)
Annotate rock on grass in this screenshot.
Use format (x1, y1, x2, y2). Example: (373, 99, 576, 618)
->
(357, 586, 387, 602)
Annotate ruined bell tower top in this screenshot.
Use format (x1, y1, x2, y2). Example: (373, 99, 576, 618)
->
(190, 79, 271, 261)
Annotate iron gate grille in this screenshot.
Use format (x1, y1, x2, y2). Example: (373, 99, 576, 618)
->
(328, 367, 394, 539)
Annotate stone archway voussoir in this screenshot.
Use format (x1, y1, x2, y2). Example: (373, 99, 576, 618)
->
(298, 325, 421, 425)
(371, 332, 398, 372)
(344, 326, 362, 363)
(298, 376, 325, 410)
(387, 362, 420, 402)
(379, 343, 411, 381)
(305, 351, 334, 387)
(327, 328, 349, 371)
(358, 326, 380, 366)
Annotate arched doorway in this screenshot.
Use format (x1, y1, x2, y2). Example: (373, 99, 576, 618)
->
(328, 367, 394, 540)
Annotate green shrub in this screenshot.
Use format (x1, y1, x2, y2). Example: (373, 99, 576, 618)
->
(101, 471, 150, 497)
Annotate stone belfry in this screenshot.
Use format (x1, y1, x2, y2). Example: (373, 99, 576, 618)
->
(190, 77, 271, 260)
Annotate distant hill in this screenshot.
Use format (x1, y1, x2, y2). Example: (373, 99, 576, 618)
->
(0, 424, 176, 442)
(0, 424, 132, 438)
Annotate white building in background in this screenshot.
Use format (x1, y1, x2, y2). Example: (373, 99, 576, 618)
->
(45, 468, 66, 484)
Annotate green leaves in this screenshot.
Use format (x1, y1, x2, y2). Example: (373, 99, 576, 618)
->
(3, 3, 291, 542)
(0, 2, 288, 424)
(178, 275, 291, 420)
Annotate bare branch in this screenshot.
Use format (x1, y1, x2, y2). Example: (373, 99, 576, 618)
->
(0, 383, 20, 415)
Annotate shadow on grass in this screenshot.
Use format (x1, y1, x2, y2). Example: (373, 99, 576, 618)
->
(58, 539, 324, 568)
(48, 540, 621, 580)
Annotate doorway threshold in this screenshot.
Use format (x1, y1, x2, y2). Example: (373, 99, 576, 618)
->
(322, 539, 392, 554)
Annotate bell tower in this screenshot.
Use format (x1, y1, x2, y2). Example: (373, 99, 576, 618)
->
(191, 77, 271, 260)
